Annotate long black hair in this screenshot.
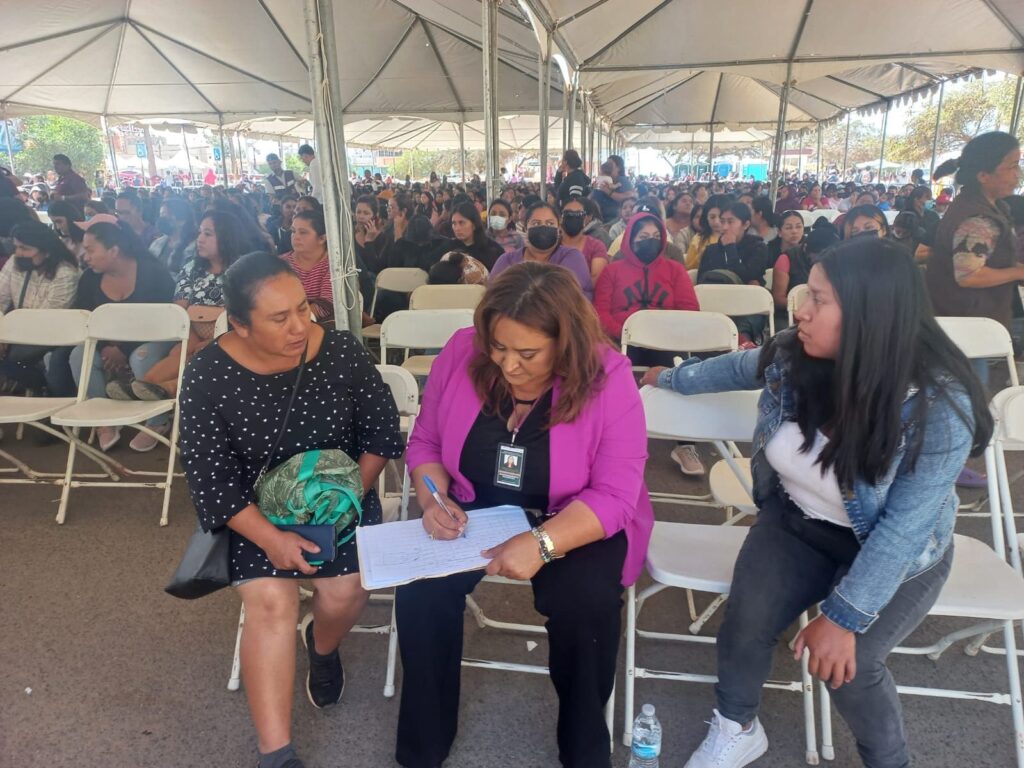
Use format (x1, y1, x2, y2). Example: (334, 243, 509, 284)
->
(451, 201, 488, 247)
(199, 210, 247, 270)
(11, 221, 78, 279)
(934, 131, 1020, 189)
(47, 200, 86, 244)
(762, 236, 992, 487)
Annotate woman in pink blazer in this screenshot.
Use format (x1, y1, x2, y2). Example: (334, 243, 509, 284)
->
(394, 262, 653, 768)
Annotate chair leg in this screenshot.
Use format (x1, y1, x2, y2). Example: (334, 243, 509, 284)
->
(1002, 620, 1024, 768)
(605, 680, 616, 755)
(55, 429, 79, 524)
(690, 594, 728, 635)
(818, 680, 835, 761)
(798, 612, 820, 765)
(686, 589, 698, 622)
(159, 415, 180, 527)
(624, 583, 637, 747)
(228, 603, 245, 691)
(384, 600, 399, 698)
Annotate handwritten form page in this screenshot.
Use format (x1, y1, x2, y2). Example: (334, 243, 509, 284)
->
(357, 505, 531, 590)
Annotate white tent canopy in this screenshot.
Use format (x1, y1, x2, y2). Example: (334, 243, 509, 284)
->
(227, 114, 583, 152)
(623, 127, 774, 150)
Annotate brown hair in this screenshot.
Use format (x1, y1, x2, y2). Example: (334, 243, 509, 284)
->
(469, 262, 608, 425)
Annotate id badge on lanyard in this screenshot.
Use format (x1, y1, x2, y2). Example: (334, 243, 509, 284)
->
(494, 394, 544, 490)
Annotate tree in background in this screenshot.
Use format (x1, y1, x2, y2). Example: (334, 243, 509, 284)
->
(819, 118, 882, 171)
(14, 115, 105, 178)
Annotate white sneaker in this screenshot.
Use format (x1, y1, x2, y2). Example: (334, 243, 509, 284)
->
(129, 422, 171, 452)
(671, 444, 706, 476)
(684, 709, 768, 768)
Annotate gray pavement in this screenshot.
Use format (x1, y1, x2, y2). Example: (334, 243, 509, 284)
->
(0, 431, 1020, 768)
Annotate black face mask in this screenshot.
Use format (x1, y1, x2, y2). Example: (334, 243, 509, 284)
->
(156, 216, 176, 236)
(527, 225, 559, 251)
(632, 238, 662, 264)
(561, 212, 585, 237)
(14, 256, 36, 272)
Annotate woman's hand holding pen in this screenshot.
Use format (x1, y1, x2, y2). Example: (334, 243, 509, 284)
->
(421, 494, 468, 541)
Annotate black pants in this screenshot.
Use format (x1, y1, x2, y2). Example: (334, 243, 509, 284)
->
(394, 531, 627, 768)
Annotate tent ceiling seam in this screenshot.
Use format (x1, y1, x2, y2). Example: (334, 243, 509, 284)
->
(103, 0, 134, 116)
(0, 19, 123, 54)
(257, 0, 306, 67)
(826, 74, 886, 100)
(388, 0, 537, 61)
(787, 0, 816, 62)
(613, 72, 703, 121)
(557, 0, 614, 27)
(0, 23, 118, 103)
(898, 63, 941, 83)
(708, 73, 725, 126)
(131, 20, 310, 103)
(343, 18, 418, 112)
(419, 19, 465, 114)
(580, 0, 673, 70)
(130, 21, 221, 114)
(520, 0, 580, 71)
(979, 0, 1024, 47)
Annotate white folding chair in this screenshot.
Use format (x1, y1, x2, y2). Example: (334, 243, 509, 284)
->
(818, 389, 1024, 766)
(213, 311, 230, 338)
(0, 309, 112, 487)
(763, 267, 773, 291)
(688, 268, 699, 284)
(227, 364, 421, 697)
(621, 309, 738, 372)
(695, 283, 776, 338)
(363, 268, 429, 341)
(624, 386, 821, 765)
(788, 284, 809, 327)
(50, 303, 191, 526)
(409, 284, 485, 311)
(380, 308, 475, 377)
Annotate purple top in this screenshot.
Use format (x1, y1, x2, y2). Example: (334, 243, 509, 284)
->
(490, 245, 594, 301)
(406, 327, 653, 586)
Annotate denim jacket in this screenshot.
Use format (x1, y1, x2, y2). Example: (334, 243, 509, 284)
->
(656, 338, 974, 633)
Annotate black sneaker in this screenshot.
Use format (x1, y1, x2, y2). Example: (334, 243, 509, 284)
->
(254, 759, 305, 768)
(301, 614, 344, 709)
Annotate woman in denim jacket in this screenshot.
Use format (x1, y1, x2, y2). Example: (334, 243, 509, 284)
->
(642, 237, 992, 768)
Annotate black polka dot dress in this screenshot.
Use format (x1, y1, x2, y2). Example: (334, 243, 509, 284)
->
(178, 330, 404, 581)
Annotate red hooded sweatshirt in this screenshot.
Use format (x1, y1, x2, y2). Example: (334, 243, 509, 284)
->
(594, 212, 699, 339)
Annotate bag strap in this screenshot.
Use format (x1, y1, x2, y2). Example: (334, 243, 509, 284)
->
(17, 270, 32, 309)
(256, 343, 308, 484)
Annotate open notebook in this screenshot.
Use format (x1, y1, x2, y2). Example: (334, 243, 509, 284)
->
(356, 505, 531, 590)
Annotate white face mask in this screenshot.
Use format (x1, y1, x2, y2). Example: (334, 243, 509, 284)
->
(489, 215, 507, 230)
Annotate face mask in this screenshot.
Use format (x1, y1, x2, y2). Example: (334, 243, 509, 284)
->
(527, 226, 559, 251)
(14, 256, 35, 272)
(489, 215, 507, 231)
(632, 238, 661, 264)
(156, 216, 176, 236)
(561, 212, 585, 237)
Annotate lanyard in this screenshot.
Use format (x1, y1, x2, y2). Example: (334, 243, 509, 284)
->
(507, 389, 548, 445)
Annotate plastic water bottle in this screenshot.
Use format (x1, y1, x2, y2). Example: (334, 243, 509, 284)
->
(629, 703, 662, 768)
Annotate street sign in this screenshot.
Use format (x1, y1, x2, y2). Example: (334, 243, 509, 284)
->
(136, 143, 147, 158)
(212, 146, 222, 162)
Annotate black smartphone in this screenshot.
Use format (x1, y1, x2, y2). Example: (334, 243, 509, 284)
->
(276, 524, 337, 565)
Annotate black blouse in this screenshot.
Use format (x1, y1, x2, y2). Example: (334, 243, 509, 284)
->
(178, 330, 404, 581)
(458, 391, 552, 514)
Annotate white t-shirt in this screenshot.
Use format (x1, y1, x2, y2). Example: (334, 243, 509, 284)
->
(765, 421, 850, 527)
(308, 157, 322, 202)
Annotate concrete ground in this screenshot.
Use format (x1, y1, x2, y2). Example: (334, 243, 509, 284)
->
(1, 429, 1021, 768)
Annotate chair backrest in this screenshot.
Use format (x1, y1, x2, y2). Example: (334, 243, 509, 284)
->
(214, 311, 230, 338)
(641, 385, 761, 442)
(687, 268, 698, 284)
(937, 316, 1019, 386)
(87, 303, 191, 343)
(621, 310, 737, 355)
(695, 284, 774, 319)
(376, 268, 429, 294)
(409, 284, 486, 311)
(0, 308, 90, 346)
(376, 364, 420, 417)
(380, 308, 475, 352)
(763, 268, 773, 291)
(787, 283, 809, 326)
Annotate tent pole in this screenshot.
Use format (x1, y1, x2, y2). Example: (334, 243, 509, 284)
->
(458, 120, 466, 182)
(580, 93, 588, 171)
(797, 129, 804, 178)
(816, 122, 823, 179)
(929, 81, 946, 182)
(217, 118, 229, 186)
(878, 101, 890, 182)
(3, 119, 15, 174)
(842, 112, 851, 181)
(100, 115, 119, 189)
(567, 73, 578, 150)
(181, 127, 194, 186)
(769, 65, 792, 204)
(708, 123, 715, 180)
(538, 32, 551, 200)
(1009, 75, 1023, 137)
(482, 0, 501, 205)
(304, 0, 360, 335)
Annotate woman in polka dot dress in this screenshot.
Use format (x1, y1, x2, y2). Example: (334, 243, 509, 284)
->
(178, 252, 404, 768)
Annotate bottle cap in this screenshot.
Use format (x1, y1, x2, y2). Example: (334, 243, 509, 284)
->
(642, 704, 655, 716)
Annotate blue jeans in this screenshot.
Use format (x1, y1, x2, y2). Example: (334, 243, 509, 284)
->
(715, 491, 952, 768)
(130, 341, 177, 426)
(68, 343, 107, 399)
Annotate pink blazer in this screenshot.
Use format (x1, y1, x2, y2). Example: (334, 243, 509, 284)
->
(406, 327, 654, 585)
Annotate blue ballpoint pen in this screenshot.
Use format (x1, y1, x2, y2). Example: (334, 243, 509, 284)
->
(424, 475, 466, 538)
